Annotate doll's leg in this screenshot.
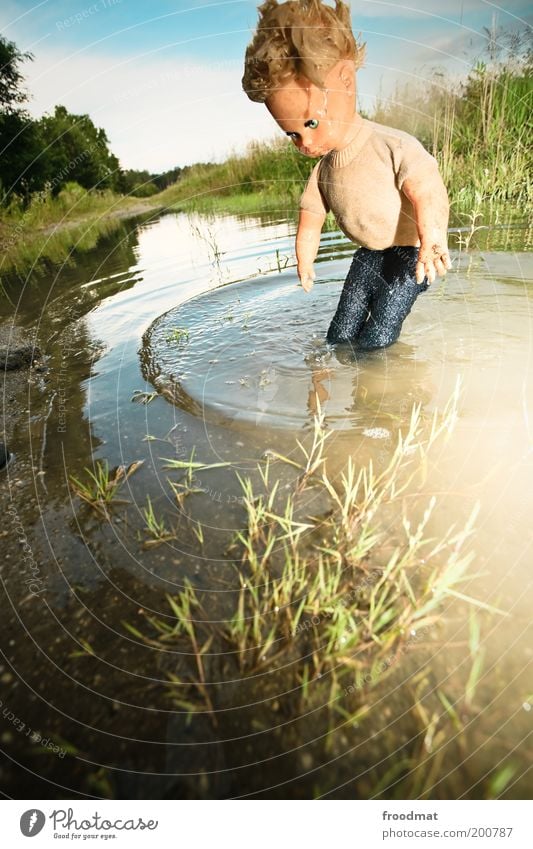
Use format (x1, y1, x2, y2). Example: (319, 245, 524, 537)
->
(326, 248, 384, 344)
(355, 246, 429, 350)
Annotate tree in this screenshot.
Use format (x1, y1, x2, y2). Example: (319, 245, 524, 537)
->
(0, 112, 46, 197)
(37, 106, 122, 193)
(0, 35, 48, 198)
(0, 35, 32, 113)
(120, 168, 159, 197)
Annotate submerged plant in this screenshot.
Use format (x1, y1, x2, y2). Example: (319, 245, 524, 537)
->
(68, 638, 96, 659)
(165, 327, 190, 344)
(162, 448, 231, 483)
(140, 495, 176, 547)
(124, 583, 216, 724)
(69, 459, 144, 514)
(453, 190, 488, 251)
(275, 249, 290, 272)
(131, 389, 158, 404)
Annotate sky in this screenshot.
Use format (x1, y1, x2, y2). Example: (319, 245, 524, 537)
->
(1, 0, 531, 172)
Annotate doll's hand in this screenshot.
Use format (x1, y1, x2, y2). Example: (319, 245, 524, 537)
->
(298, 266, 316, 293)
(416, 241, 452, 284)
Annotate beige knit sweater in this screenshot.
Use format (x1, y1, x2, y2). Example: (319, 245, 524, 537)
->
(299, 113, 442, 250)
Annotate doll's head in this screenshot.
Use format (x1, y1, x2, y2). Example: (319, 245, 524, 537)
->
(242, 0, 365, 103)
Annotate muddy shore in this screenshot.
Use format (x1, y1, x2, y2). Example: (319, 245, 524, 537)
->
(1, 323, 43, 459)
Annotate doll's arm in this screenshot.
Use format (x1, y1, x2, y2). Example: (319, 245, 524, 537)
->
(296, 208, 326, 292)
(402, 169, 451, 284)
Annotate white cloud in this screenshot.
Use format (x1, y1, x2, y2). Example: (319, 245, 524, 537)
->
(22, 49, 277, 171)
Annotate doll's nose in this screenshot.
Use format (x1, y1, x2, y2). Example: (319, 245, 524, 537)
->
(295, 132, 316, 155)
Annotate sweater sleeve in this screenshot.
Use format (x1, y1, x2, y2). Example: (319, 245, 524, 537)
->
(299, 161, 329, 215)
(393, 136, 440, 191)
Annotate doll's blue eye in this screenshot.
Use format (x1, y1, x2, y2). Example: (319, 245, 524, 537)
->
(305, 119, 319, 129)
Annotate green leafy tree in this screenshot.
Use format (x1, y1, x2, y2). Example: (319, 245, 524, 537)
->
(152, 166, 183, 190)
(0, 111, 46, 197)
(121, 168, 159, 197)
(0, 34, 32, 112)
(37, 105, 122, 193)
(0, 35, 47, 198)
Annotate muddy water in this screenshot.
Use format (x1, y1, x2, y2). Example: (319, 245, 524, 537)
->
(0, 210, 531, 799)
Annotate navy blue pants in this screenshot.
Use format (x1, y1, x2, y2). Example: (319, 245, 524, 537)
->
(326, 246, 429, 350)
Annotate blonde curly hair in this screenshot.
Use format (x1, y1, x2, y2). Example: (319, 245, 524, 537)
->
(242, 0, 366, 103)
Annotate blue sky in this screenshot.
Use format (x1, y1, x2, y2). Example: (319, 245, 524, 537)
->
(1, 0, 531, 171)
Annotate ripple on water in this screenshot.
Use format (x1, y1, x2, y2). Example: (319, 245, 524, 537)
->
(141, 275, 436, 431)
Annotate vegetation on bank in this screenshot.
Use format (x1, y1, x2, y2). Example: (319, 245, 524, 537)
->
(373, 29, 532, 211)
(0, 182, 160, 277)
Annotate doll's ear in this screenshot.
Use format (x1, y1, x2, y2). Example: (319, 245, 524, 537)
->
(337, 59, 355, 90)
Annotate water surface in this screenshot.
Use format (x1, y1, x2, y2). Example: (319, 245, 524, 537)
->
(0, 209, 531, 799)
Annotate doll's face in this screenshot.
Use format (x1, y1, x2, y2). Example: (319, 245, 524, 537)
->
(265, 60, 356, 157)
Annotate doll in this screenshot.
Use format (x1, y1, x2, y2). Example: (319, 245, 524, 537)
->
(242, 0, 451, 349)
